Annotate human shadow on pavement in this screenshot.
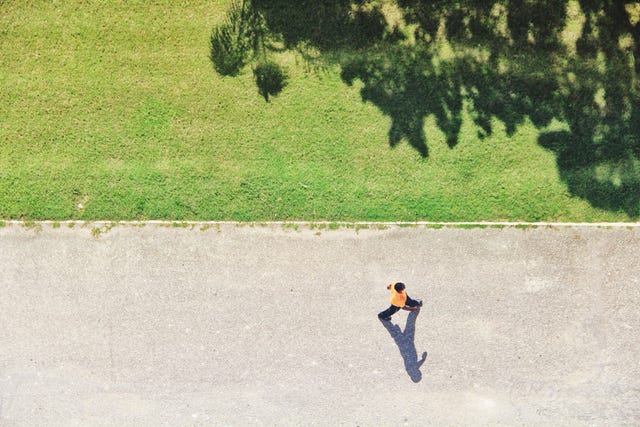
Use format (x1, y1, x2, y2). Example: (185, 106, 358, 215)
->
(381, 310, 427, 383)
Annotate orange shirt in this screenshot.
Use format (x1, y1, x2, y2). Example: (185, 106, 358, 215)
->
(389, 283, 407, 307)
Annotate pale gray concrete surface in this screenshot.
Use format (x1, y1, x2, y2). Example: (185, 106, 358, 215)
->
(0, 223, 639, 426)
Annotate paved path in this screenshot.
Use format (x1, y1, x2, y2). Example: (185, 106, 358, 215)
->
(0, 223, 639, 426)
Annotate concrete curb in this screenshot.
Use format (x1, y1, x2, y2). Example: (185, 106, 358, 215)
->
(1, 220, 639, 228)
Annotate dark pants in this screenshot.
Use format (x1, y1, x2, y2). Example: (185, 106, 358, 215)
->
(378, 305, 401, 319)
(378, 296, 420, 319)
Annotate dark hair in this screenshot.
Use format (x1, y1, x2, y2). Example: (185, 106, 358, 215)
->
(394, 282, 405, 292)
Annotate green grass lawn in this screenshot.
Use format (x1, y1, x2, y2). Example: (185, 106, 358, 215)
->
(0, 0, 637, 222)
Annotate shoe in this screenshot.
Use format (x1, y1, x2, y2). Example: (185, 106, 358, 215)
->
(417, 300, 423, 307)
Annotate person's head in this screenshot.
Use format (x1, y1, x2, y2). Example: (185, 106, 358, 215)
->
(394, 282, 405, 292)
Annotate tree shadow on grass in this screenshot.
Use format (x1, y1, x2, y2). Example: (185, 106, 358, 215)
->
(253, 60, 288, 102)
(252, 0, 387, 51)
(341, 45, 463, 157)
(535, 0, 640, 217)
(211, 0, 640, 217)
(381, 310, 427, 383)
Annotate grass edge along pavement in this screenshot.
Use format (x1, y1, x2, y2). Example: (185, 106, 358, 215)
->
(3, 220, 640, 236)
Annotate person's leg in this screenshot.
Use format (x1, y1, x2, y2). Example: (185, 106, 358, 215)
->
(378, 305, 401, 320)
(405, 295, 423, 308)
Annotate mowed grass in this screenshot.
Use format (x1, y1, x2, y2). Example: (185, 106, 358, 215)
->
(0, 0, 633, 222)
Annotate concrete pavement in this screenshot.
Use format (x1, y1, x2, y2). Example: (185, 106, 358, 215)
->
(0, 222, 639, 426)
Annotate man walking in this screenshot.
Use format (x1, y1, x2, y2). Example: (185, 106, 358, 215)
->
(378, 281, 422, 321)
